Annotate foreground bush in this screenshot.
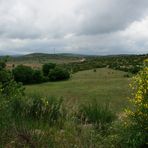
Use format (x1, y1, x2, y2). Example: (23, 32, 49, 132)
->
(122, 59, 148, 147)
(0, 69, 12, 84)
(108, 59, 148, 148)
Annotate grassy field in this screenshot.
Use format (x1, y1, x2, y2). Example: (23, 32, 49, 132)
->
(26, 68, 131, 112)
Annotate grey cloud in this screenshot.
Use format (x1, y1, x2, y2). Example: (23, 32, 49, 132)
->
(78, 0, 148, 35)
(0, 0, 148, 55)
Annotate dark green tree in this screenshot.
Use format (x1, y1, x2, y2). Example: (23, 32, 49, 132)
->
(42, 63, 56, 76)
(33, 70, 44, 83)
(48, 67, 70, 81)
(13, 65, 34, 84)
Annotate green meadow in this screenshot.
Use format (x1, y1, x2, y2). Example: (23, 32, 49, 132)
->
(26, 68, 131, 112)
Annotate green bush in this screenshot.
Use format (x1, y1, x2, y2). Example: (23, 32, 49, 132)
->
(130, 66, 141, 74)
(0, 60, 24, 97)
(32, 70, 44, 83)
(0, 62, 25, 146)
(0, 57, 8, 70)
(123, 74, 130, 78)
(12, 64, 70, 84)
(1, 80, 24, 97)
(0, 70, 12, 83)
(121, 59, 148, 147)
(77, 101, 116, 133)
(13, 65, 45, 84)
(48, 67, 70, 81)
(0, 61, 6, 70)
(42, 63, 56, 76)
(13, 65, 34, 84)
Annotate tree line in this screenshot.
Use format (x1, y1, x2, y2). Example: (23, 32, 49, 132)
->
(0, 59, 70, 85)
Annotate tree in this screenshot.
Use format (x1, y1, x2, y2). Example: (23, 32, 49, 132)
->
(33, 70, 44, 83)
(48, 67, 70, 81)
(0, 70, 12, 83)
(42, 63, 56, 76)
(13, 65, 34, 84)
(0, 57, 8, 70)
(0, 59, 24, 97)
(0, 58, 12, 83)
(0, 61, 6, 70)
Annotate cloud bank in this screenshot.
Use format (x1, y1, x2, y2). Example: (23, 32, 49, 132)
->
(0, 0, 148, 55)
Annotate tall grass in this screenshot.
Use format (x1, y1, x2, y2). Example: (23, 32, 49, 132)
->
(0, 94, 65, 147)
(77, 100, 116, 133)
(10, 95, 65, 126)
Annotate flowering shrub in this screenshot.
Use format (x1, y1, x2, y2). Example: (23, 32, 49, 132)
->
(125, 59, 148, 147)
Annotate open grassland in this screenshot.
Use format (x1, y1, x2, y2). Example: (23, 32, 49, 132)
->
(26, 68, 131, 112)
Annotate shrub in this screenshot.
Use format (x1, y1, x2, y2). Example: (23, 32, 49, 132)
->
(123, 74, 130, 78)
(1, 80, 24, 98)
(0, 58, 12, 84)
(42, 63, 56, 76)
(77, 101, 116, 133)
(0, 70, 12, 83)
(13, 65, 34, 84)
(12, 64, 70, 84)
(48, 67, 70, 81)
(32, 70, 44, 83)
(0, 57, 8, 70)
(130, 66, 141, 74)
(0, 61, 25, 146)
(0, 61, 6, 70)
(122, 59, 148, 147)
(93, 69, 97, 72)
(0, 60, 24, 97)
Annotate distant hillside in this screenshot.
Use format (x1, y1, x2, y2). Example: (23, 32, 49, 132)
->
(6, 53, 84, 69)
(2, 52, 148, 70)
(22, 53, 85, 58)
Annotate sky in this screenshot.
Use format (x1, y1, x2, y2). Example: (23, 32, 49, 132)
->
(0, 0, 148, 55)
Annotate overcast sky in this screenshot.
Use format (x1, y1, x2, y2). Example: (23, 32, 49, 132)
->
(0, 0, 148, 55)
